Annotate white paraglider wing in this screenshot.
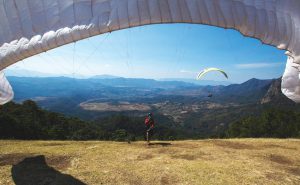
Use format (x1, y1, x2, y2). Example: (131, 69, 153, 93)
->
(0, 0, 300, 103)
(0, 71, 13, 105)
(281, 55, 300, 103)
(197, 68, 228, 80)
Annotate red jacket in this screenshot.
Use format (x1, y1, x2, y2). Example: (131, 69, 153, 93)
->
(145, 116, 154, 127)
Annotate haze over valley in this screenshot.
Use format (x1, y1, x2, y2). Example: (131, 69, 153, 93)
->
(7, 74, 298, 138)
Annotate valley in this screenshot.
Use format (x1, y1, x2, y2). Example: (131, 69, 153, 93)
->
(7, 75, 300, 138)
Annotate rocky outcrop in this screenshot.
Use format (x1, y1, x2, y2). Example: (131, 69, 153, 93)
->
(261, 78, 294, 104)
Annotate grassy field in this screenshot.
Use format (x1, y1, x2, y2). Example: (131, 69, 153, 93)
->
(0, 139, 299, 185)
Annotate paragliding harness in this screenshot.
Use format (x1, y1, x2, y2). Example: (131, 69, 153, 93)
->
(145, 115, 154, 143)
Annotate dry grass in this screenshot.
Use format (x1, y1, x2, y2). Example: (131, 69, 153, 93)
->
(0, 139, 299, 185)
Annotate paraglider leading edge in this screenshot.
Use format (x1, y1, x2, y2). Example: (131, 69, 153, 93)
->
(0, 0, 300, 103)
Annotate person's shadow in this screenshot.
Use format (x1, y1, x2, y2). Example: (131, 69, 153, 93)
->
(11, 155, 86, 185)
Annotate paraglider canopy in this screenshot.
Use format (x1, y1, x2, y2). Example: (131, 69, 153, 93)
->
(197, 68, 228, 80)
(0, 0, 300, 103)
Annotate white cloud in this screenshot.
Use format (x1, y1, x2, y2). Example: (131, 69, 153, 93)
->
(235, 62, 283, 69)
(179, 69, 197, 74)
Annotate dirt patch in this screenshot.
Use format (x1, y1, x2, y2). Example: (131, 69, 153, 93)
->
(161, 176, 170, 185)
(0, 153, 71, 170)
(0, 153, 33, 166)
(268, 154, 293, 165)
(265, 172, 285, 181)
(171, 154, 198, 161)
(156, 148, 179, 155)
(37, 142, 69, 147)
(213, 141, 255, 150)
(287, 167, 300, 176)
(137, 153, 154, 161)
(160, 174, 178, 185)
(144, 142, 172, 149)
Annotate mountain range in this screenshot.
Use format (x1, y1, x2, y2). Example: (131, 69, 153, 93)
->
(7, 75, 299, 137)
(7, 75, 284, 107)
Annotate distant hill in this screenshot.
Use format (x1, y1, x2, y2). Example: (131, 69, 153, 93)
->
(159, 78, 232, 86)
(8, 76, 198, 103)
(8, 76, 273, 101)
(5, 69, 55, 77)
(8, 76, 276, 107)
(7, 76, 274, 121)
(90, 75, 120, 79)
(5, 69, 87, 79)
(85, 77, 197, 89)
(4, 76, 300, 139)
(214, 78, 273, 103)
(223, 78, 272, 95)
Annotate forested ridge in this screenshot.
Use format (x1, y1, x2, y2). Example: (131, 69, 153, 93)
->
(226, 108, 300, 138)
(0, 101, 300, 140)
(0, 101, 186, 140)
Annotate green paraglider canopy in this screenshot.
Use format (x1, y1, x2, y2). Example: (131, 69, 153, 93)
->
(197, 68, 228, 80)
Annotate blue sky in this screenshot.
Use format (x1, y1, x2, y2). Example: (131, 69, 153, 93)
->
(7, 24, 287, 83)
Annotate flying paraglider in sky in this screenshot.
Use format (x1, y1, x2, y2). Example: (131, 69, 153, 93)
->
(197, 68, 228, 80)
(0, 0, 300, 104)
(197, 68, 228, 98)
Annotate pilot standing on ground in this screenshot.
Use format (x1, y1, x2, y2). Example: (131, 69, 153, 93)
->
(145, 113, 155, 145)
